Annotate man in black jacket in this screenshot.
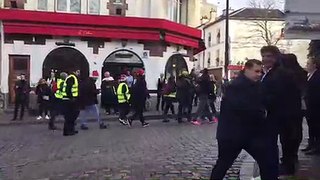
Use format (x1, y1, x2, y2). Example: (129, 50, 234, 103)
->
(12, 74, 30, 121)
(211, 60, 278, 180)
(210, 59, 278, 180)
(304, 57, 320, 155)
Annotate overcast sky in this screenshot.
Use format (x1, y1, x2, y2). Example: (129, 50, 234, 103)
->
(207, 0, 251, 15)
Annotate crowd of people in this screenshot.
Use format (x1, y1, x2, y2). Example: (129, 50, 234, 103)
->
(210, 45, 320, 180)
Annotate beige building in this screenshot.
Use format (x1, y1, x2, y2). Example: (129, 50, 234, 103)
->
(196, 8, 310, 80)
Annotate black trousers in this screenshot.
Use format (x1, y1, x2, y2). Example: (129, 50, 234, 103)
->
(163, 97, 175, 119)
(130, 103, 145, 124)
(49, 98, 62, 128)
(38, 101, 49, 116)
(306, 110, 320, 146)
(118, 103, 130, 120)
(62, 100, 79, 134)
(13, 98, 27, 120)
(177, 101, 191, 121)
(279, 115, 303, 174)
(211, 138, 279, 180)
(156, 93, 164, 111)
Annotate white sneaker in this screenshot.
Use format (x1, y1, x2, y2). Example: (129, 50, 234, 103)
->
(36, 116, 43, 120)
(45, 115, 50, 120)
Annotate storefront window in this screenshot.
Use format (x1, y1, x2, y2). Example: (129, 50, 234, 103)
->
(38, 0, 47, 10)
(89, 0, 100, 14)
(56, 0, 81, 13)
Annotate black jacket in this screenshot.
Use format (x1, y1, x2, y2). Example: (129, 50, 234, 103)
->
(79, 78, 98, 109)
(176, 76, 192, 105)
(101, 80, 117, 107)
(36, 84, 51, 103)
(197, 74, 211, 95)
(130, 77, 148, 106)
(14, 80, 30, 101)
(216, 73, 266, 140)
(65, 74, 79, 100)
(306, 70, 320, 113)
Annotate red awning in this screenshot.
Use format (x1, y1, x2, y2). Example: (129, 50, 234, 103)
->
(4, 22, 161, 41)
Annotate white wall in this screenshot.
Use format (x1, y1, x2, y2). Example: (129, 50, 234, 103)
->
(1, 38, 186, 93)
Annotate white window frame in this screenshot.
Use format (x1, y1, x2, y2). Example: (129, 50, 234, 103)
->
(88, 0, 100, 14)
(56, 0, 81, 13)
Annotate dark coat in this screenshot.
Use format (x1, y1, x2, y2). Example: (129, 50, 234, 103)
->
(176, 76, 192, 105)
(35, 83, 51, 103)
(216, 73, 266, 140)
(306, 70, 320, 114)
(101, 79, 117, 107)
(197, 74, 211, 96)
(14, 80, 30, 102)
(79, 78, 99, 109)
(130, 77, 148, 106)
(157, 78, 165, 94)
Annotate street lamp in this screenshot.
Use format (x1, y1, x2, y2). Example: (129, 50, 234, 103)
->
(224, 0, 230, 80)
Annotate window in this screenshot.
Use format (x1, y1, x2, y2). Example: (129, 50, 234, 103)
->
(89, 0, 100, 14)
(216, 50, 220, 66)
(168, 0, 180, 23)
(208, 32, 212, 47)
(57, 0, 67, 11)
(207, 52, 211, 66)
(116, 8, 122, 15)
(115, 0, 122, 3)
(56, 0, 81, 13)
(217, 29, 221, 44)
(38, 0, 47, 10)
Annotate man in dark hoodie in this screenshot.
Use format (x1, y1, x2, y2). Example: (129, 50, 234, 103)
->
(176, 70, 193, 123)
(210, 59, 278, 180)
(128, 69, 149, 127)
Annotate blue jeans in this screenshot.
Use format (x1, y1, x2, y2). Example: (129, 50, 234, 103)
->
(79, 104, 101, 126)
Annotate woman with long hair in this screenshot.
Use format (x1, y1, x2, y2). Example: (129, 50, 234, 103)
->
(278, 53, 307, 176)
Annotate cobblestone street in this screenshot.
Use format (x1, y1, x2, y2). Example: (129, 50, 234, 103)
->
(0, 120, 247, 180)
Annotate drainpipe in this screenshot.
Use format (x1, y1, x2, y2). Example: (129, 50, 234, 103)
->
(0, 21, 5, 109)
(186, 0, 188, 25)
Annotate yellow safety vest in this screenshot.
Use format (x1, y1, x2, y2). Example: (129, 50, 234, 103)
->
(117, 82, 130, 103)
(164, 92, 176, 98)
(54, 79, 64, 99)
(61, 74, 79, 100)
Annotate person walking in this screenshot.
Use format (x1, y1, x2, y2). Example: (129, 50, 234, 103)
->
(126, 70, 134, 88)
(78, 71, 107, 130)
(12, 74, 30, 121)
(35, 78, 51, 120)
(156, 73, 165, 111)
(162, 76, 176, 123)
(278, 54, 307, 176)
(128, 69, 150, 127)
(101, 71, 117, 115)
(304, 57, 320, 155)
(192, 68, 214, 125)
(176, 71, 192, 123)
(49, 72, 68, 130)
(210, 59, 278, 180)
(117, 74, 131, 126)
(209, 75, 218, 122)
(61, 69, 80, 136)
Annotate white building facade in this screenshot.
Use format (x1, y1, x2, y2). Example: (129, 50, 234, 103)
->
(0, 0, 215, 107)
(196, 8, 310, 80)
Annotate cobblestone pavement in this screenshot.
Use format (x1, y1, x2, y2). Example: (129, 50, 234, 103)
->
(0, 120, 246, 180)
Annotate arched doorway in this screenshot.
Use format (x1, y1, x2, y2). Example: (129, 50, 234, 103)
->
(42, 47, 89, 80)
(102, 49, 144, 80)
(165, 54, 188, 79)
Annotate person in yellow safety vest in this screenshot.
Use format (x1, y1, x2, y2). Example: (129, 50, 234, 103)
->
(49, 72, 68, 130)
(117, 74, 131, 126)
(61, 69, 80, 136)
(162, 76, 176, 123)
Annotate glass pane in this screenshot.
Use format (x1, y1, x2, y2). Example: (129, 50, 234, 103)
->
(70, 0, 81, 12)
(57, 0, 67, 11)
(38, 0, 47, 10)
(89, 0, 100, 14)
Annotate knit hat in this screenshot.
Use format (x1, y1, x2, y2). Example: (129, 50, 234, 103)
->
(91, 70, 99, 78)
(136, 69, 145, 76)
(119, 74, 127, 82)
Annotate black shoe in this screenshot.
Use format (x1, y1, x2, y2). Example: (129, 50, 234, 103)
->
(80, 125, 89, 130)
(63, 131, 76, 136)
(99, 123, 107, 129)
(142, 122, 150, 127)
(162, 119, 170, 123)
(11, 118, 16, 121)
(305, 148, 320, 155)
